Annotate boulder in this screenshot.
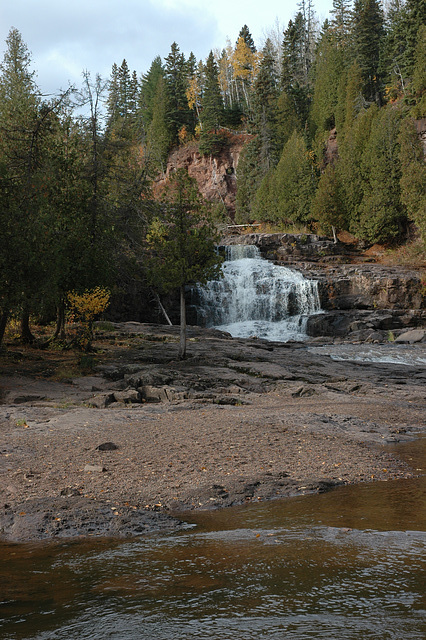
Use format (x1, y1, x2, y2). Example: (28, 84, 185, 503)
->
(395, 329, 426, 344)
(89, 393, 115, 408)
(113, 389, 141, 404)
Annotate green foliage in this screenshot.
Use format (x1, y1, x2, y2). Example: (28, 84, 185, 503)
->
(338, 104, 378, 232)
(235, 137, 264, 223)
(146, 168, 222, 358)
(311, 163, 347, 234)
(139, 56, 165, 131)
(146, 169, 222, 291)
(357, 105, 406, 243)
(252, 131, 317, 225)
(200, 51, 224, 142)
(310, 29, 346, 134)
(410, 24, 426, 117)
(399, 116, 426, 239)
(352, 0, 385, 104)
(164, 42, 193, 145)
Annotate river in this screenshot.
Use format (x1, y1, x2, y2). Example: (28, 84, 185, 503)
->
(1, 438, 424, 640)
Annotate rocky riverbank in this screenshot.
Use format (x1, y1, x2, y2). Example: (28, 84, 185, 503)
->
(1, 323, 424, 542)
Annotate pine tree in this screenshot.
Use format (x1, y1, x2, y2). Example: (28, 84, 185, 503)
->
(281, 12, 312, 124)
(106, 59, 139, 139)
(201, 51, 224, 132)
(237, 25, 256, 53)
(330, 0, 353, 46)
(232, 31, 258, 115)
(146, 169, 222, 359)
(139, 56, 165, 132)
(0, 28, 43, 344)
(253, 39, 280, 170)
(146, 74, 171, 172)
(310, 25, 346, 134)
(164, 42, 192, 144)
(352, 0, 385, 104)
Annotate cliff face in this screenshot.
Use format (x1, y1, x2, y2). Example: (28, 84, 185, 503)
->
(154, 133, 252, 217)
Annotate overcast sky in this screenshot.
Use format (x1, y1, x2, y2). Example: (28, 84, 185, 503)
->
(0, 0, 334, 97)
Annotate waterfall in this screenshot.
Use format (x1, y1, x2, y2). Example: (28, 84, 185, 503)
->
(192, 245, 322, 341)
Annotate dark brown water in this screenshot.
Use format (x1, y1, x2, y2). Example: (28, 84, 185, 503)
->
(1, 439, 425, 640)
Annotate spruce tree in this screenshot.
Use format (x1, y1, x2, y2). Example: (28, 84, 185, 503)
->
(139, 56, 165, 132)
(0, 28, 43, 343)
(237, 25, 256, 53)
(352, 0, 385, 104)
(253, 39, 279, 170)
(146, 169, 222, 359)
(164, 42, 192, 144)
(201, 51, 224, 132)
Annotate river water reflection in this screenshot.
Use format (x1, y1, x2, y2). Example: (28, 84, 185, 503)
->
(1, 440, 425, 640)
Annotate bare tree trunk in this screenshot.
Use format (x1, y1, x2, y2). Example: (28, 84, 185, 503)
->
(178, 285, 187, 360)
(20, 309, 35, 344)
(54, 299, 66, 339)
(0, 310, 9, 348)
(153, 291, 173, 326)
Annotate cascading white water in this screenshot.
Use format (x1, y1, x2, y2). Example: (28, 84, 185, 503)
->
(193, 245, 322, 341)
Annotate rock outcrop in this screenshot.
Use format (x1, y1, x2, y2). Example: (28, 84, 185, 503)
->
(155, 132, 252, 216)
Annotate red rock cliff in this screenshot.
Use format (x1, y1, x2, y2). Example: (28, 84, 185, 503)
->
(154, 132, 252, 218)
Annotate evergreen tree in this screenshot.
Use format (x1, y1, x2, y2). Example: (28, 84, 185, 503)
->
(146, 169, 222, 359)
(335, 61, 364, 134)
(338, 103, 378, 234)
(164, 42, 192, 144)
(106, 59, 140, 139)
(310, 24, 346, 134)
(352, 0, 385, 104)
(232, 26, 258, 117)
(139, 56, 165, 132)
(358, 105, 406, 242)
(237, 25, 256, 53)
(146, 74, 171, 172)
(0, 28, 45, 343)
(399, 116, 426, 240)
(235, 137, 265, 223)
(330, 0, 353, 46)
(410, 23, 426, 117)
(311, 163, 346, 237)
(252, 130, 316, 226)
(281, 12, 312, 124)
(253, 39, 279, 170)
(201, 51, 224, 132)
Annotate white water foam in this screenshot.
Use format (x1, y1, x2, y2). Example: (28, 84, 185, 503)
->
(193, 245, 321, 341)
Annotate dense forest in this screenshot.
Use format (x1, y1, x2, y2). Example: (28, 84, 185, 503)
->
(0, 0, 425, 348)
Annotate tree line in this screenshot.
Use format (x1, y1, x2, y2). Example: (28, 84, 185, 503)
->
(0, 0, 425, 348)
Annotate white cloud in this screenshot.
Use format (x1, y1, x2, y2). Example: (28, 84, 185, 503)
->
(0, 0, 333, 95)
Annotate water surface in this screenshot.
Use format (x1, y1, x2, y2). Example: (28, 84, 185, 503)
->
(1, 439, 424, 640)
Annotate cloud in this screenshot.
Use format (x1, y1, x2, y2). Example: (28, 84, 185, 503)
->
(0, 0, 221, 93)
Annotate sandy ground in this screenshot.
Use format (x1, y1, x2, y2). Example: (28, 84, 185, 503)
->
(0, 324, 424, 541)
